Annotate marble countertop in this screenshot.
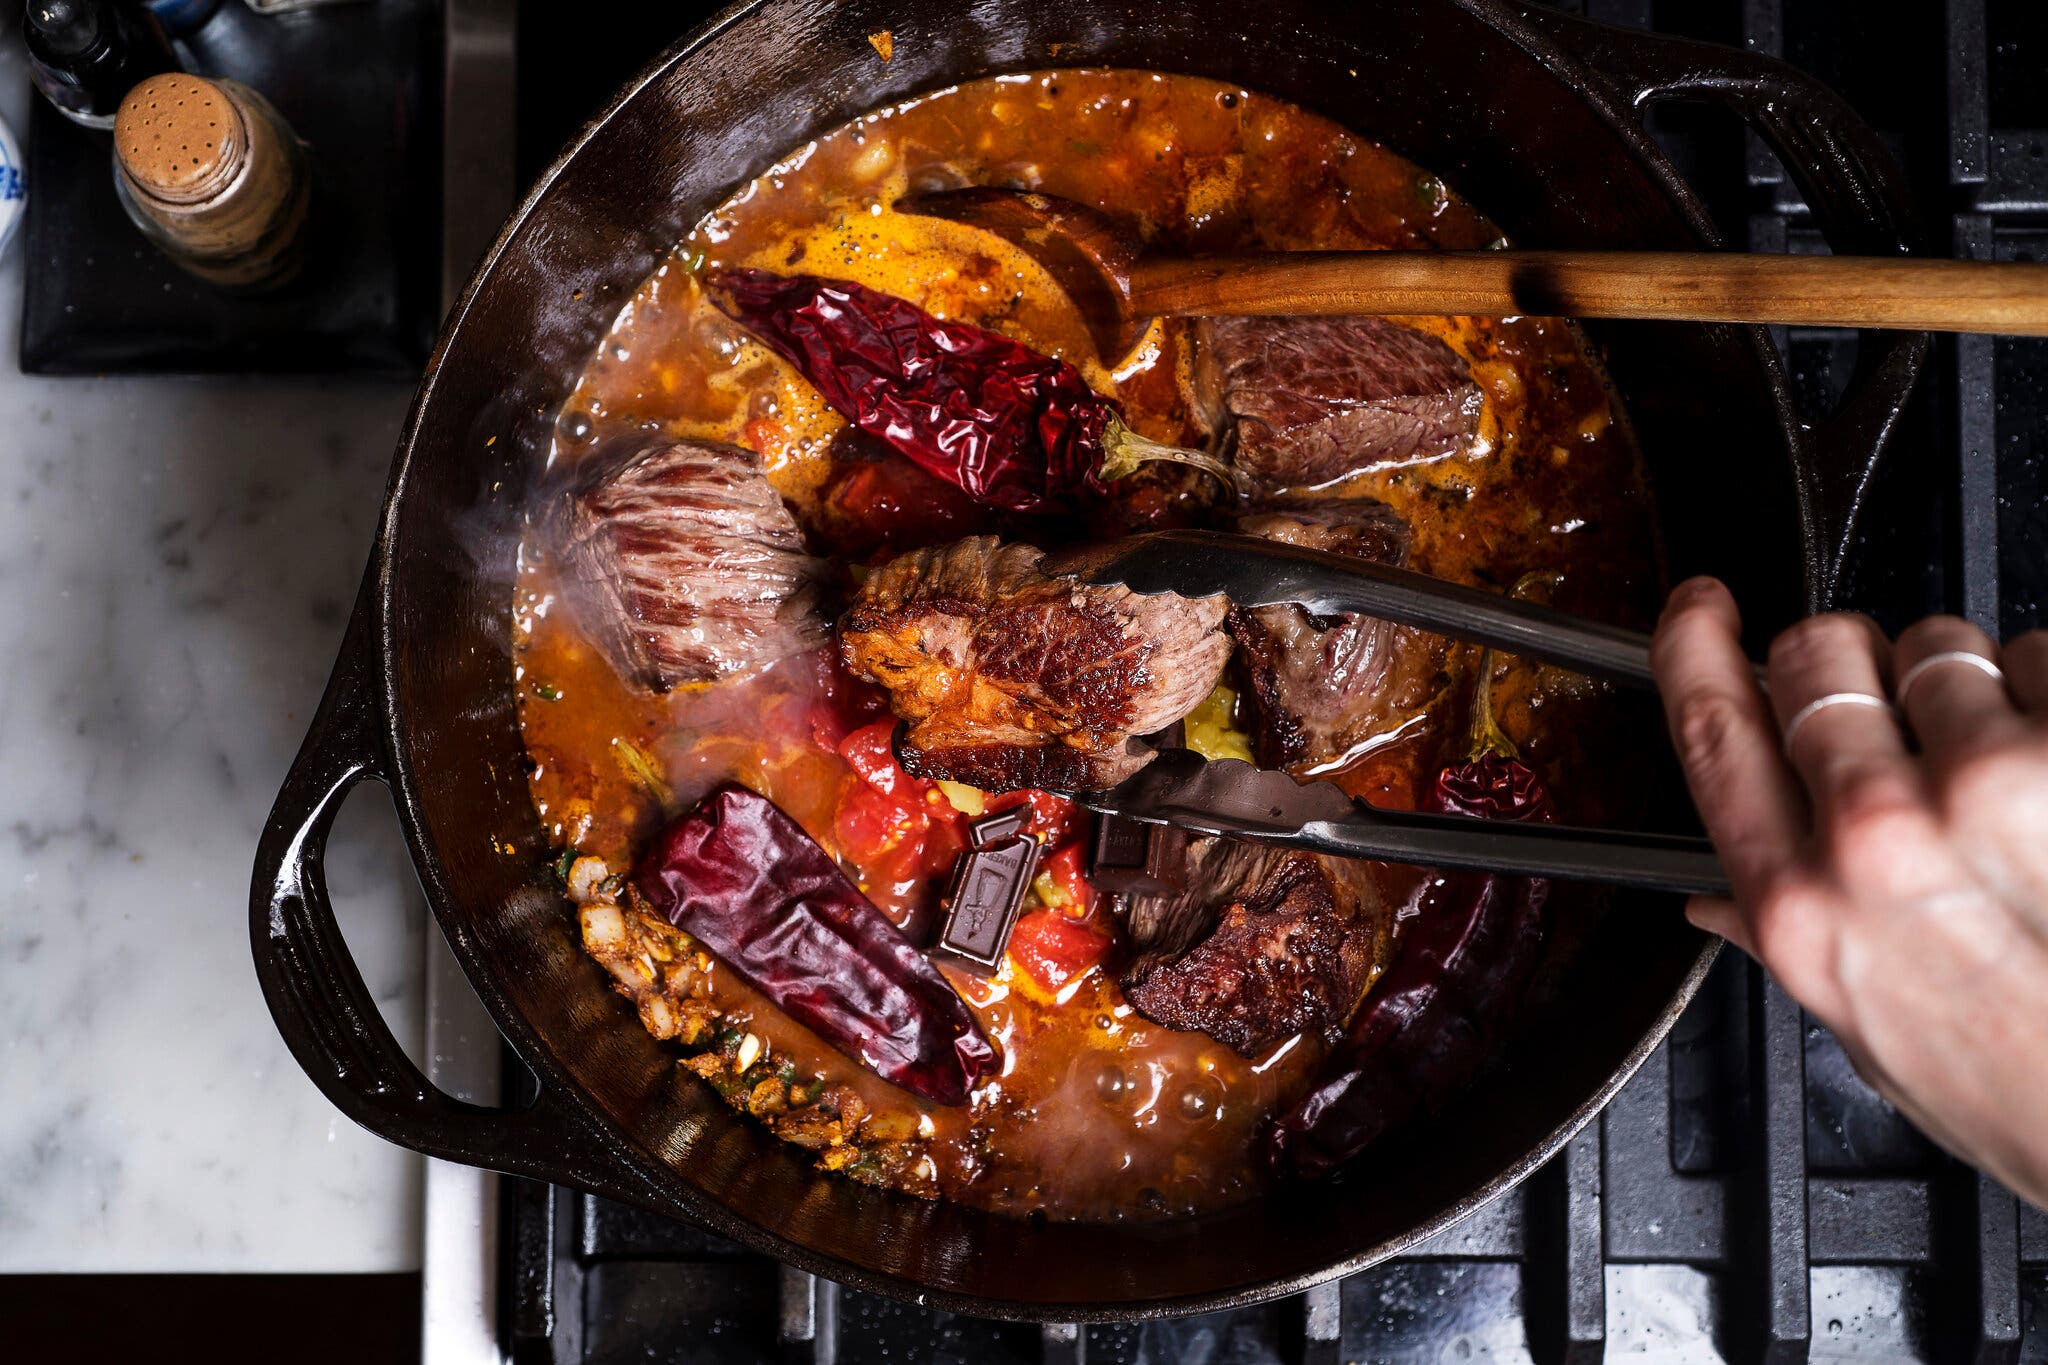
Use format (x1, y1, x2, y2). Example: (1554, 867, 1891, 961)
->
(0, 49, 430, 1273)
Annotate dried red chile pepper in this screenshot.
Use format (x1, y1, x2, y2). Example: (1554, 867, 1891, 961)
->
(1266, 652, 1553, 1180)
(633, 782, 998, 1105)
(705, 267, 1231, 513)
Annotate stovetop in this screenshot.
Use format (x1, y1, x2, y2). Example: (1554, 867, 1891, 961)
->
(480, 1, 2048, 1360)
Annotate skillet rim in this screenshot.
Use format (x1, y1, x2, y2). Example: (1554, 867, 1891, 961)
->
(366, 0, 1782, 1320)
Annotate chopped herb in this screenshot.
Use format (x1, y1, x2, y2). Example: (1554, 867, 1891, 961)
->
(1070, 139, 1104, 153)
(552, 848, 577, 885)
(612, 736, 675, 811)
(534, 682, 562, 701)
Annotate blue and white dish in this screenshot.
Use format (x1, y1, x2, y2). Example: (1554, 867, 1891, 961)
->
(0, 111, 24, 257)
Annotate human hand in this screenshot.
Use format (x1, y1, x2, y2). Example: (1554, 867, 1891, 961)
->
(1651, 577, 2048, 1209)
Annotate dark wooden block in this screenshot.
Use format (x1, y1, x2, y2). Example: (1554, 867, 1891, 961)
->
(20, 0, 441, 375)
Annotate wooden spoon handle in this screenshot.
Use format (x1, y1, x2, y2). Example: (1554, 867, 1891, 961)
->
(1127, 251, 2048, 335)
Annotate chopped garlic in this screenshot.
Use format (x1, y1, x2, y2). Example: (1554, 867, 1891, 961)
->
(937, 780, 986, 818)
(578, 902, 628, 954)
(566, 856, 612, 905)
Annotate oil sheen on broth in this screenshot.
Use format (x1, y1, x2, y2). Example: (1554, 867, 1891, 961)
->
(514, 70, 1664, 1221)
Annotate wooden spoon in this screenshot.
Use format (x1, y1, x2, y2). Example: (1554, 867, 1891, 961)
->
(896, 188, 2048, 362)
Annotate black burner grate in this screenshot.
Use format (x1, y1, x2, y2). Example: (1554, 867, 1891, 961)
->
(503, 956, 2048, 1364)
(499, 1, 2048, 1359)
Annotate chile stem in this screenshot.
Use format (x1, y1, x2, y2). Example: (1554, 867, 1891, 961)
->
(1096, 413, 1249, 499)
(1465, 647, 1517, 763)
(1464, 569, 1567, 762)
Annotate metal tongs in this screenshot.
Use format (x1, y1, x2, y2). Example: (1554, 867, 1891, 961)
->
(1040, 530, 1731, 898)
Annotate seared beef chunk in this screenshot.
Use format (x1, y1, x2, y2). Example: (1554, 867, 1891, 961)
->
(1239, 497, 1410, 566)
(1119, 835, 1284, 966)
(1229, 499, 1447, 769)
(1193, 315, 1482, 489)
(839, 536, 1231, 791)
(554, 438, 827, 691)
(1121, 845, 1386, 1058)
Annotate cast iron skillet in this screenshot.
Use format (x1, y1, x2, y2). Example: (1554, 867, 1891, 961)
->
(250, 0, 1925, 1320)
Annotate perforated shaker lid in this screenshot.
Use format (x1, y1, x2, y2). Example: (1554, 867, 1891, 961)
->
(114, 73, 247, 206)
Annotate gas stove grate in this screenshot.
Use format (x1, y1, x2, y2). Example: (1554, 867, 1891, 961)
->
(502, 956, 2048, 1365)
(497, 0, 2048, 1360)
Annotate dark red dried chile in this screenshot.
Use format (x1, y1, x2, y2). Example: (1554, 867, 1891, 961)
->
(1266, 756, 1554, 1180)
(632, 783, 998, 1105)
(705, 268, 1113, 513)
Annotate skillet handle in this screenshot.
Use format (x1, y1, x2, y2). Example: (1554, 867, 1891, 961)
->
(249, 599, 631, 1194)
(1530, 11, 1928, 609)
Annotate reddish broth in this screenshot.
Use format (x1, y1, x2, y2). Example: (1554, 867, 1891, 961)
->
(515, 70, 1664, 1220)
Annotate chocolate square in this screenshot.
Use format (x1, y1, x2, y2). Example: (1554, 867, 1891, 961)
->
(1088, 816, 1191, 898)
(932, 836, 1042, 974)
(967, 804, 1031, 850)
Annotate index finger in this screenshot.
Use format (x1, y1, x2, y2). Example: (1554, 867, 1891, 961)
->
(1651, 578, 1809, 901)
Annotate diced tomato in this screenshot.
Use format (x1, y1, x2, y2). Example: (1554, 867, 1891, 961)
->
(1008, 910, 1112, 993)
(834, 780, 925, 867)
(1039, 842, 1097, 917)
(838, 720, 974, 833)
(984, 788, 1086, 845)
(813, 671, 977, 921)
(833, 759, 965, 886)
(742, 415, 794, 465)
(839, 720, 911, 796)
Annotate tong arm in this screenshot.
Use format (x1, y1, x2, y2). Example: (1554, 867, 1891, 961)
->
(1046, 530, 1656, 686)
(1081, 751, 1729, 897)
(1291, 806, 1729, 897)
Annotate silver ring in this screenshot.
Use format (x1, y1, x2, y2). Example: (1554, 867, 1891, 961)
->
(1895, 649, 2005, 711)
(1781, 691, 1894, 757)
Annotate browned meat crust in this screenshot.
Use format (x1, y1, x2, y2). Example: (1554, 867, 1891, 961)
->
(1120, 848, 1387, 1058)
(1228, 499, 1448, 770)
(1193, 315, 1482, 489)
(838, 536, 1232, 791)
(553, 438, 828, 691)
